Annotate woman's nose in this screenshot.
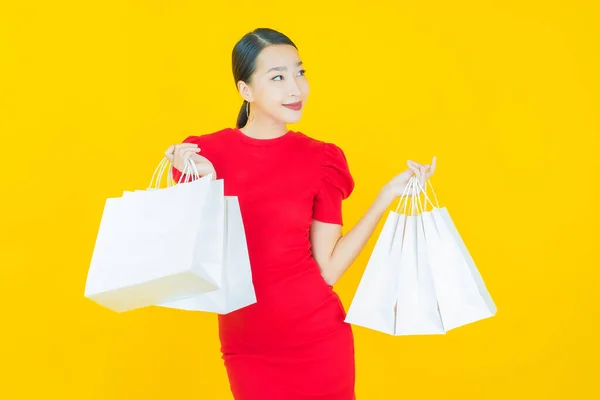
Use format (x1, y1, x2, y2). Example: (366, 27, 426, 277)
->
(287, 80, 301, 97)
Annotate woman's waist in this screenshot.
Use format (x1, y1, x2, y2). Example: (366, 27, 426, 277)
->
(218, 268, 343, 325)
(254, 266, 334, 306)
(217, 290, 347, 352)
(245, 240, 312, 268)
(248, 254, 327, 292)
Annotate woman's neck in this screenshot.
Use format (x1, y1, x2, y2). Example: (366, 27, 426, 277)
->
(240, 117, 288, 140)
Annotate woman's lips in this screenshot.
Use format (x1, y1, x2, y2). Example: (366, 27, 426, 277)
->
(283, 101, 302, 111)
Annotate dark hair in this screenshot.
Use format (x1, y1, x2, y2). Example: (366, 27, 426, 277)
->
(232, 28, 297, 129)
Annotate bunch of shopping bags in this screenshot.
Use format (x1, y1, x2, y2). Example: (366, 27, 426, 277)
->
(84, 158, 256, 313)
(84, 153, 495, 334)
(345, 176, 496, 335)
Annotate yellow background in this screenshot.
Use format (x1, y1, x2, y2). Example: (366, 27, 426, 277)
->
(1, 0, 599, 398)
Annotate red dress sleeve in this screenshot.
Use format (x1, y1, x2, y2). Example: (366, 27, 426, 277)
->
(312, 142, 355, 225)
(171, 135, 202, 184)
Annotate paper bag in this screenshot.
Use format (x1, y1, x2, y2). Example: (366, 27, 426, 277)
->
(157, 196, 256, 314)
(84, 159, 224, 312)
(415, 177, 497, 331)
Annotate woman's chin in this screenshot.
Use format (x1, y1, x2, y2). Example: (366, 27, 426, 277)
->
(282, 111, 303, 124)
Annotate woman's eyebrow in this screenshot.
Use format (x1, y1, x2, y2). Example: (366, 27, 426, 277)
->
(266, 61, 303, 74)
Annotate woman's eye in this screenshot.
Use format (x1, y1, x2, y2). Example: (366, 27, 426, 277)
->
(271, 70, 307, 81)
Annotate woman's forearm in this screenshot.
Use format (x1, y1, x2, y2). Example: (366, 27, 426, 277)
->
(323, 188, 395, 285)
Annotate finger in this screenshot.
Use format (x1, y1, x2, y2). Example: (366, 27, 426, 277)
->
(174, 143, 199, 151)
(182, 148, 197, 159)
(178, 150, 189, 164)
(165, 145, 175, 161)
(182, 144, 199, 151)
(428, 167, 436, 179)
(187, 149, 202, 162)
(427, 158, 436, 178)
(182, 147, 199, 157)
(412, 164, 424, 185)
(423, 164, 431, 178)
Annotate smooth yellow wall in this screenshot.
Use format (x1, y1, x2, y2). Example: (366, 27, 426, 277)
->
(1, 1, 599, 399)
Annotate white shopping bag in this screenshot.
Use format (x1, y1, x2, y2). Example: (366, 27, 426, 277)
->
(124, 160, 225, 288)
(414, 178, 497, 332)
(156, 196, 256, 314)
(394, 178, 445, 335)
(84, 158, 225, 312)
(345, 177, 444, 335)
(343, 207, 399, 335)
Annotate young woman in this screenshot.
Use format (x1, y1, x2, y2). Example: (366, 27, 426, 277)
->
(165, 28, 436, 400)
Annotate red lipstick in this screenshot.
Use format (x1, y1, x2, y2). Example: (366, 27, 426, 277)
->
(283, 101, 302, 111)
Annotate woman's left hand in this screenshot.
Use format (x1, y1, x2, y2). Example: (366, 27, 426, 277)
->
(379, 156, 437, 205)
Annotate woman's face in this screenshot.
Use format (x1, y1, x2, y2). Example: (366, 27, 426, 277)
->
(239, 44, 309, 125)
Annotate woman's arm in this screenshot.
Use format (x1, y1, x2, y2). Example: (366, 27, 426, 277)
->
(311, 157, 436, 286)
(310, 188, 394, 286)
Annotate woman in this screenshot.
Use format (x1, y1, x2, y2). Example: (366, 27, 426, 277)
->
(165, 28, 436, 400)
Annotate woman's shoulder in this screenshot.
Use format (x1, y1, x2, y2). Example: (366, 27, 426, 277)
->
(294, 131, 354, 197)
(293, 131, 348, 163)
(181, 127, 233, 145)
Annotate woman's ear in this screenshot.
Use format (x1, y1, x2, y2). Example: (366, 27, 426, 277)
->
(237, 80, 253, 103)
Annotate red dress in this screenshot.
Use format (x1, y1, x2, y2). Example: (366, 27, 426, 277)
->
(172, 127, 356, 400)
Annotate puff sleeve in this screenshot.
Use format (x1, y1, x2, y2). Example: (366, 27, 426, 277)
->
(170, 135, 202, 184)
(312, 142, 355, 225)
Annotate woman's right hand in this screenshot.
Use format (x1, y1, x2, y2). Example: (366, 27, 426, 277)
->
(165, 143, 216, 178)
(379, 157, 436, 206)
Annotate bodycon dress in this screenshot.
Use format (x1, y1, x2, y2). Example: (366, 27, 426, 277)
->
(171, 127, 356, 400)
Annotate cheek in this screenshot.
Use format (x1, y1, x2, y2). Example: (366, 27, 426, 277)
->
(266, 90, 288, 108)
(254, 89, 281, 110)
(300, 80, 310, 97)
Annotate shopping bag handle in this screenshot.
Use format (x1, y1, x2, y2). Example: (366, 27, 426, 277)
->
(148, 157, 200, 189)
(395, 176, 415, 214)
(414, 178, 440, 211)
(411, 177, 426, 215)
(167, 158, 201, 186)
(401, 177, 424, 216)
(394, 176, 440, 214)
(148, 157, 168, 189)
